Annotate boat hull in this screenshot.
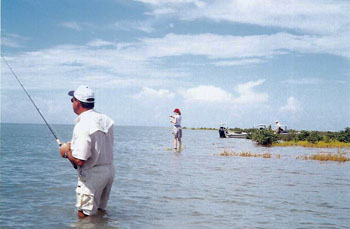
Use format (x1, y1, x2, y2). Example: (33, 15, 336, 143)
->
(219, 128, 247, 138)
(225, 133, 248, 138)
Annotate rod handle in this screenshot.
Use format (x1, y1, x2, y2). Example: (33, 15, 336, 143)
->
(57, 139, 63, 146)
(58, 140, 77, 169)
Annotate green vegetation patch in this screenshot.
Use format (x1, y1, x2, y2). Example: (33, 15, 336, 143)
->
(253, 127, 350, 148)
(273, 140, 350, 148)
(251, 127, 278, 146)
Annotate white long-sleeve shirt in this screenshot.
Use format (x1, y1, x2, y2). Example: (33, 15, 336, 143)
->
(71, 109, 114, 170)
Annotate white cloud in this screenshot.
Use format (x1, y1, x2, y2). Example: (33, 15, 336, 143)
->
(3, 30, 348, 92)
(282, 78, 322, 85)
(200, 0, 349, 35)
(183, 85, 232, 103)
(88, 39, 115, 47)
(182, 80, 268, 105)
(31, 96, 65, 115)
(214, 58, 264, 66)
(145, 7, 176, 16)
(2, 37, 21, 48)
(280, 96, 302, 113)
(114, 21, 154, 33)
(233, 79, 268, 104)
(2, 33, 28, 48)
(60, 22, 82, 31)
(133, 87, 175, 99)
(141, 32, 350, 59)
(141, 33, 280, 59)
(140, 0, 350, 35)
(1, 39, 188, 90)
(138, 0, 205, 8)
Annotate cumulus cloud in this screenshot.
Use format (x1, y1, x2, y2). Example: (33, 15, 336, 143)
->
(133, 87, 175, 99)
(182, 85, 233, 103)
(280, 96, 302, 113)
(182, 80, 268, 105)
(233, 79, 268, 104)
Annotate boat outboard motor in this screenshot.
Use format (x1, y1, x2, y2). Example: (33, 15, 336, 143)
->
(219, 127, 227, 138)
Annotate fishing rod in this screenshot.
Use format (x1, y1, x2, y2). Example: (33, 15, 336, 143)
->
(1, 55, 63, 146)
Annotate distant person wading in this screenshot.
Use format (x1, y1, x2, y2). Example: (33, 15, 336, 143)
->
(59, 85, 115, 218)
(170, 108, 182, 150)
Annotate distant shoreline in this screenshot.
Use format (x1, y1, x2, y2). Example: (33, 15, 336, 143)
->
(182, 127, 218, 131)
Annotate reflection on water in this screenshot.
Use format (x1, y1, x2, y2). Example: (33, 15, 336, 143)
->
(1, 124, 350, 228)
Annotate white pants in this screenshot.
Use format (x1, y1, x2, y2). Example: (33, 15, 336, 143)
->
(75, 164, 115, 215)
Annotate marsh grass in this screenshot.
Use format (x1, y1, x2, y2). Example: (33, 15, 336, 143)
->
(273, 140, 350, 148)
(217, 149, 350, 163)
(216, 150, 280, 159)
(296, 151, 350, 162)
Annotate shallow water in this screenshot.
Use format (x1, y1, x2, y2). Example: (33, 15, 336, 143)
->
(1, 123, 350, 228)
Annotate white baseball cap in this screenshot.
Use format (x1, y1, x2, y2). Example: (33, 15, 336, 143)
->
(68, 85, 95, 103)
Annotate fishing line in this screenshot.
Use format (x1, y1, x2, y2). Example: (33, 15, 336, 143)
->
(1, 55, 63, 146)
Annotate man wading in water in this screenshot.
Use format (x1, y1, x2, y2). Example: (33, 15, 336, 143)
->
(59, 85, 115, 218)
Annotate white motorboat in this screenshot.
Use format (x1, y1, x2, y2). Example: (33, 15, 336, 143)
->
(225, 132, 248, 138)
(219, 124, 248, 138)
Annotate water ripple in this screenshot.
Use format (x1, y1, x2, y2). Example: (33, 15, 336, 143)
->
(1, 124, 350, 228)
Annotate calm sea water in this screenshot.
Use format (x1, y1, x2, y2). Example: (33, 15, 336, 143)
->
(1, 123, 350, 228)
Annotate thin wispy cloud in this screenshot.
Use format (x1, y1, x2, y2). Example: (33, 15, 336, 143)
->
(3, 29, 348, 92)
(214, 58, 264, 66)
(280, 96, 302, 113)
(140, 0, 350, 35)
(1, 41, 186, 91)
(282, 78, 322, 85)
(2, 37, 22, 48)
(138, 0, 205, 8)
(133, 87, 175, 99)
(59, 21, 83, 31)
(233, 79, 268, 104)
(88, 39, 116, 47)
(2, 33, 27, 48)
(140, 33, 350, 59)
(114, 21, 154, 33)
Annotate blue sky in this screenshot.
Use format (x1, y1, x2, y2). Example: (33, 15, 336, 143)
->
(1, 0, 350, 131)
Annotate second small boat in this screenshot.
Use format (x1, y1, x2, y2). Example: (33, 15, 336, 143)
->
(218, 124, 248, 138)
